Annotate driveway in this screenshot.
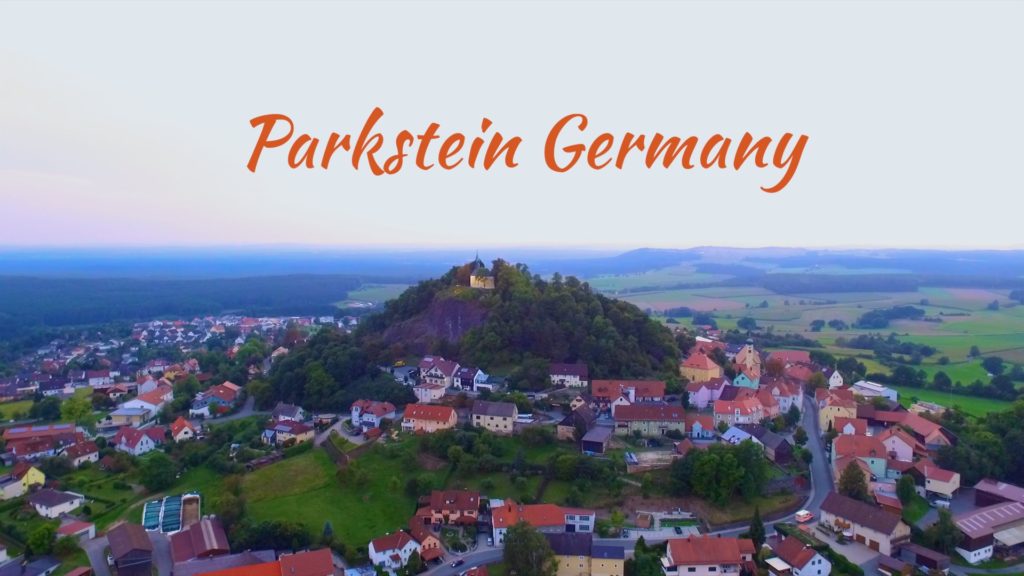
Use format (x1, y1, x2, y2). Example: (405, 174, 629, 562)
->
(150, 531, 173, 576)
(83, 536, 111, 576)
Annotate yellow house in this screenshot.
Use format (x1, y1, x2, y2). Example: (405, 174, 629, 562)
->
(471, 401, 518, 435)
(1, 463, 45, 500)
(818, 389, 857, 431)
(679, 352, 722, 384)
(545, 533, 625, 576)
(402, 404, 458, 433)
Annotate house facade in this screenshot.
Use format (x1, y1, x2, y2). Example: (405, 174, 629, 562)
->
(62, 441, 100, 467)
(369, 531, 420, 571)
(490, 501, 596, 545)
(686, 378, 728, 410)
(613, 404, 686, 436)
(471, 401, 518, 435)
(819, 492, 910, 555)
(350, 399, 397, 429)
(550, 363, 589, 389)
(29, 489, 85, 518)
(402, 404, 457, 433)
(661, 536, 755, 576)
(679, 352, 722, 384)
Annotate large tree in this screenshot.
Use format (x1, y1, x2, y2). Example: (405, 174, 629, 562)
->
(896, 475, 916, 504)
(838, 461, 871, 502)
(140, 451, 177, 492)
(749, 507, 765, 549)
(503, 522, 556, 576)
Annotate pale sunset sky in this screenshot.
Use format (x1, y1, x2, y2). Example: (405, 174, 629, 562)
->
(1, 1, 1022, 249)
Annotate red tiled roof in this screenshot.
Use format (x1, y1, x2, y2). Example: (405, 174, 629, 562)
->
(834, 435, 886, 459)
(57, 520, 94, 536)
(667, 536, 755, 566)
(63, 441, 99, 460)
(775, 536, 818, 569)
(278, 548, 334, 576)
(685, 413, 714, 431)
(429, 490, 480, 512)
(491, 501, 593, 530)
(916, 462, 957, 483)
(371, 531, 417, 554)
(614, 404, 686, 422)
(351, 399, 397, 417)
(170, 417, 195, 438)
(404, 404, 456, 423)
(769, 350, 812, 366)
(834, 417, 868, 435)
(591, 380, 665, 399)
(681, 352, 719, 371)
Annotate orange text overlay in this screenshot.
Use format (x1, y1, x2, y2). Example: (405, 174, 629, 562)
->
(247, 108, 809, 193)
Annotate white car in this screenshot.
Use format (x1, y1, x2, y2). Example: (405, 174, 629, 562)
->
(795, 510, 814, 523)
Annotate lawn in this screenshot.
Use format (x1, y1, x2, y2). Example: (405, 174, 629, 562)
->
(902, 494, 930, 524)
(890, 385, 1012, 418)
(0, 399, 32, 420)
(698, 492, 803, 526)
(245, 443, 447, 548)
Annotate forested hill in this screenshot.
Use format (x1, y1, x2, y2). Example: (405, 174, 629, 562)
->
(357, 259, 681, 379)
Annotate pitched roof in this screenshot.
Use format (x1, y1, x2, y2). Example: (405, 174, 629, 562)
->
(172, 550, 278, 576)
(834, 434, 886, 459)
(775, 536, 818, 569)
(108, 523, 153, 559)
(834, 417, 868, 435)
(916, 462, 957, 483)
(170, 417, 196, 438)
(29, 489, 81, 508)
(429, 490, 480, 512)
(591, 380, 665, 399)
(113, 426, 165, 449)
(491, 501, 593, 531)
(170, 518, 230, 563)
(404, 404, 456, 423)
(2, 423, 75, 441)
(714, 397, 762, 416)
(681, 352, 719, 371)
(614, 404, 685, 422)
(268, 419, 312, 435)
(471, 400, 517, 418)
(544, 532, 593, 556)
(370, 531, 417, 553)
(278, 548, 334, 576)
(549, 363, 588, 378)
(955, 501, 1024, 539)
(769, 350, 812, 365)
(667, 536, 755, 566)
(685, 412, 714, 431)
(974, 478, 1024, 504)
(820, 492, 905, 535)
(57, 520, 94, 537)
(351, 399, 397, 417)
(63, 441, 99, 460)
(419, 356, 460, 377)
(686, 377, 729, 393)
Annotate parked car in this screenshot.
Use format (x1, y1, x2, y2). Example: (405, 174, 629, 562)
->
(451, 560, 465, 568)
(795, 510, 814, 523)
(930, 498, 951, 509)
(487, 537, 493, 546)
(674, 526, 684, 535)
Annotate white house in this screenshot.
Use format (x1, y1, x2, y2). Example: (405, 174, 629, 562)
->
(549, 363, 589, 388)
(350, 400, 397, 429)
(827, 369, 844, 390)
(851, 380, 898, 403)
(454, 366, 488, 390)
(770, 537, 831, 576)
(369, 531, 420, 571)
(112, 426, 165, 456)
(28, 489, 85, 519)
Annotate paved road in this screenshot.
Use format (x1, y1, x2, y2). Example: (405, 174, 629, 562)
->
(425, 393, 837, 574)
(192, 396, 267, 427)
(83, 536, 111, 576)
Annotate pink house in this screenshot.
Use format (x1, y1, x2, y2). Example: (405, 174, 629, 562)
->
(685, 377, 729, 410)
(878, 427, 922, 462)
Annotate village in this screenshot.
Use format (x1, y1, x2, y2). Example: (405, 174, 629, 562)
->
(0, 264, 1020, 576)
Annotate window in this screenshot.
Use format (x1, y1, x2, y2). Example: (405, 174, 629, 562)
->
(567, 515, 575, 520)
(688, 568, 696, 573)
(710, 568, 717, 572)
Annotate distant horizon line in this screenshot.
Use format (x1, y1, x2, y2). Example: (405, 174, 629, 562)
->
(1, 243, 1024, 253)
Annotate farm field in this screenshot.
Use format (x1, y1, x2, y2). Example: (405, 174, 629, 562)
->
(586, 265, 732, 293)
(891, 385, 1012, 419)
(335, 283, 410, 308)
